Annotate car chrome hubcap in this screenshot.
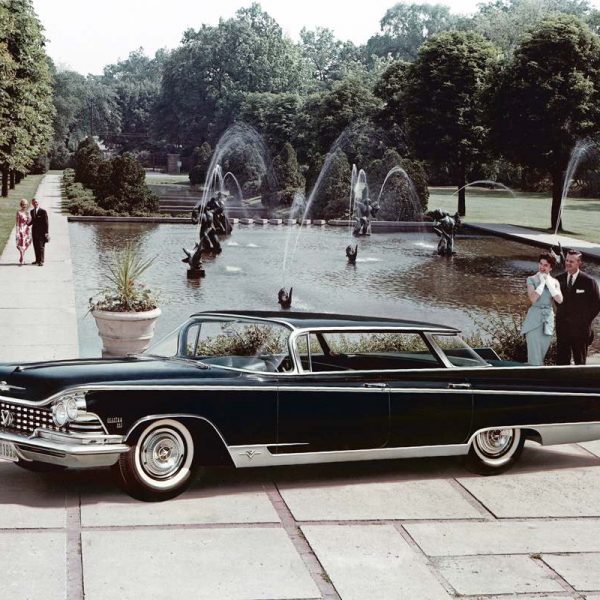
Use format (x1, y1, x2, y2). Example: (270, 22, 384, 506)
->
(141, 429, 185, 479)
(477, 429, 513, 456)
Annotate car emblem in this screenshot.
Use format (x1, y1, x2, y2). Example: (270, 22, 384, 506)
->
(240, 449, 262, 460)
(0, 409, 14, 427)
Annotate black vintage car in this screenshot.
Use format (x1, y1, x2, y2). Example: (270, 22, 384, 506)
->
(1, 310, 599, 501)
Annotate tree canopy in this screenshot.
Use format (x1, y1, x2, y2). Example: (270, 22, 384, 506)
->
(403, 31, 498, 214)
(489, 13, 600, 228)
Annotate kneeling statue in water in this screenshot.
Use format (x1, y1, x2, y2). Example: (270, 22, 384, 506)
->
(278, 287, 293, 309)
(346, 244, 358, 264)
(427, 209, 461, 256)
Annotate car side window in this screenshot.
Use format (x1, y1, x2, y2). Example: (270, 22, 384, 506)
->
(299, 331, 441, 372)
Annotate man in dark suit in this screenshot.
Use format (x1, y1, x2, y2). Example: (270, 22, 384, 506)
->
(30, 198, 49, 266)
(556, 250, 600, 364)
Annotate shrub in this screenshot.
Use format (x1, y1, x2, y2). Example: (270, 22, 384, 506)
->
(368, 150, 429, 220)
(465, 308, 556, 365)
(189, 165, 204, 185)
(73, 137, 103, 188)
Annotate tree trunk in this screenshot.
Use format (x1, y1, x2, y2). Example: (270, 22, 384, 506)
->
(15, 171, 23, 184)
(457, 163, 466, 216)
(9, 170, 15, 189)
(550, 169, 563, 232)
(1, 167, 8, 197)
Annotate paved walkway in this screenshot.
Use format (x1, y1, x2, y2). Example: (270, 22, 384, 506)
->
(469, 222, 600, 261)
(0, 173, 78, 362)
(1, 179, 600, 599)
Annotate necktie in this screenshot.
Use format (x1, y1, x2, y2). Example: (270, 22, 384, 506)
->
(568, 275, 573, 289)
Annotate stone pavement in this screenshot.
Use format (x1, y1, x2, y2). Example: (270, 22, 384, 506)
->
(468, 222, 600, 262)
(0, 172, 78, 362)
(1, 175, 600, 599)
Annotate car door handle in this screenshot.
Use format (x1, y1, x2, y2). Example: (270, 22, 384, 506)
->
(447, 383, 471, 390)
(363, 383, 388, 389)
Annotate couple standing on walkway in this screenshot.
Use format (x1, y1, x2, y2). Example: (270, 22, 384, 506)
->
(15, 198, 49, 266)
(523, 249, 600, 365)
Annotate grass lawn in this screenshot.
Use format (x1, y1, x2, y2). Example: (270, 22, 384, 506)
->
(144, 172, 190, 185)
(429, 186, 600, 244)
(0, 173, 45, 253)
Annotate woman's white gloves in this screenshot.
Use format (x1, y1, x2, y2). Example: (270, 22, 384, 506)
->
(535, 273, 547, 296)
(535, 273, 561, 297)
(546, 275, 561, 297)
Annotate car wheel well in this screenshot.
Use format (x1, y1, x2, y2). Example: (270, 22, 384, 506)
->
(125, 417, 233, 468)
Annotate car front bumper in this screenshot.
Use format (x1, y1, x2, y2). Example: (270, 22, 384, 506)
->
(0, 429, 130, 468)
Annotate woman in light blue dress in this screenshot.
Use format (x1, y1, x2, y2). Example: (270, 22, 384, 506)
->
(521, 253, 563, 365)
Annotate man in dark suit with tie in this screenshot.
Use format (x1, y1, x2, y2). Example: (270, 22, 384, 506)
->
(30, 198, 49, 266)
(556, 250, 600, 364)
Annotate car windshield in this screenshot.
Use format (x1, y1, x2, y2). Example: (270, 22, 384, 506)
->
(145, 317, 294, 372)
(431, 334, 489, 367)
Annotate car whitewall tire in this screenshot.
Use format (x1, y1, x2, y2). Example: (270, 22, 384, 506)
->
(466, 428, 525, 475)
(113, 419, 197, 501)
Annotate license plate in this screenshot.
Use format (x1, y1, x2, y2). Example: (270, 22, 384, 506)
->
(0, 442, 18, 462)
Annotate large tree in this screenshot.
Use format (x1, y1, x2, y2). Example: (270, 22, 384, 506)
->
(469, 0, 600, 54)
(0, 0, 54, 195)
(101, 48, 166, 151)
(155, 3, 303, 146)
(403, 31, 498, 215)
(366, 3, 457, 62)
(299, 27, 367, 89)
(490, 14, 600, 229)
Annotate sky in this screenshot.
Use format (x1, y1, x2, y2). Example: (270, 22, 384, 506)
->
(32, 0, 483, 75)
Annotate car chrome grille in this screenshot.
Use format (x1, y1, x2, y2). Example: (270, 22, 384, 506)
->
(0, 402, 66, 435)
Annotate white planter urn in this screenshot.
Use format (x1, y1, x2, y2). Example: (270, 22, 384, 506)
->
(92, 308, 161, 357)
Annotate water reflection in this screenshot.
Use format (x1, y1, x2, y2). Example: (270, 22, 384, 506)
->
(70, 222, 600, 358)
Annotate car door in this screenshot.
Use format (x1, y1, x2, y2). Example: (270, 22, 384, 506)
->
(387, 332, 475, 448)
(275, 331, 390, 453)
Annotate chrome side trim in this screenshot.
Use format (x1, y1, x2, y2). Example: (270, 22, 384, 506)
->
(3, 377, 600, 407)
(228, 443, 468, 468)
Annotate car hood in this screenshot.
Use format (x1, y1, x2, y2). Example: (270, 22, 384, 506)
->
(0, 356, 238, 402)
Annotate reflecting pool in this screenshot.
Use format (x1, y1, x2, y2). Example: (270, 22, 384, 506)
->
(69, 222, 600, 358)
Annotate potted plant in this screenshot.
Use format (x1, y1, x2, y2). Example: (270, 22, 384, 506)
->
(90, 243, 161, 357)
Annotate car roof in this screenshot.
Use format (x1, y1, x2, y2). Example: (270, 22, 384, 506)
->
(192, 310, 459, 333)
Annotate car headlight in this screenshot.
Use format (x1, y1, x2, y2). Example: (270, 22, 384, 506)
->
(52, 402, 69, 426)
(51, 392, 87, 427)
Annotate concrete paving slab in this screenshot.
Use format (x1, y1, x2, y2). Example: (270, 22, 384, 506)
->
(458, 466, 600, 517)
(580, 440, 600, 458)
(405, 520, 600, 556)
(82, 528, 320, 600)
(81, 483, 280, 526)
(0, 463, 66, 528)
(435, 555, 563, 595)
(302, 524, 452, 600)
(279, 479, 485, 521)
(480, 597, 574, 600)
(543, 553, 600, 592)
(0, 531, 66, 600)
